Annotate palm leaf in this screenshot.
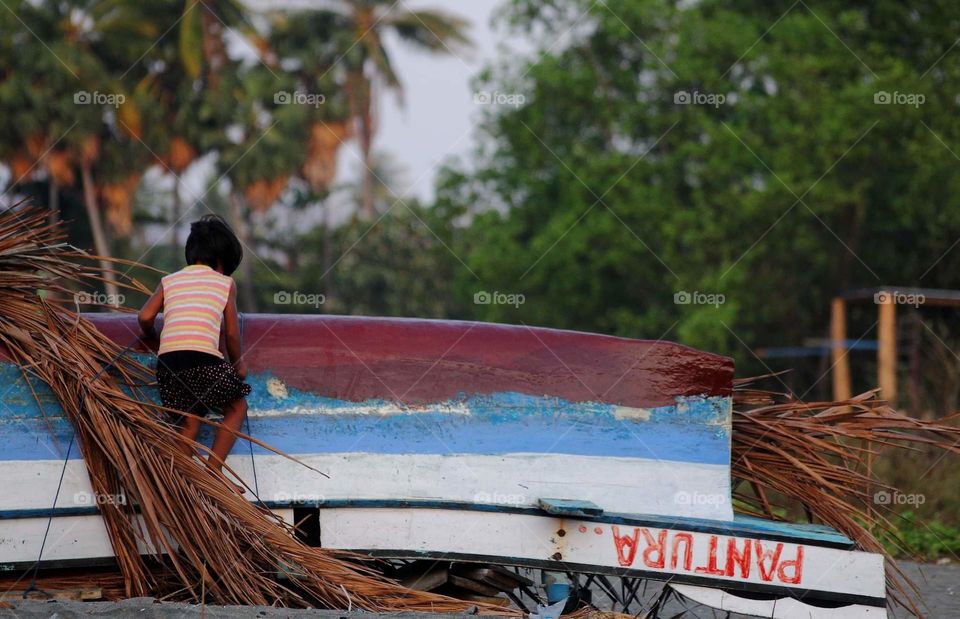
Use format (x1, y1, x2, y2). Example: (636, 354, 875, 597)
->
(366, 33, 403, 97)
(732, 378, 960, 617)
(386, 9, 473, 52)
(0, 204, 517, 613)
(178, 0, 203, 80)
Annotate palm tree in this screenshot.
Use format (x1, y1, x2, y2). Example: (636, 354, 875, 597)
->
(64, 0, 160, 299)
(149, 0, 247, 250)
(178, 0, 246, 92)
(321, 1, 471, 219)
(218, 64, 307, 311)
(144, 79, 207, 252)
(0, 0, 156, 299)
(265, 9, 355, 299)
(266, 10, 353, 198)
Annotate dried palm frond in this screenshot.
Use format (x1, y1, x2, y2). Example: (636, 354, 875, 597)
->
(102, 173, 142, 236)
(9, 153, 34, 182)
(46, 150, 75, 186)
(0, 568, 131, 601)
(25, 132, 46, 159)
(117, 99, 143, 140)
(167, 137, 197, 172)
(244, 175, 290, 212)
(0, 204, 516, 613)
(78, 135, 100, 167)
(302, 120, 351, 193)
(732, 375, 960, 616)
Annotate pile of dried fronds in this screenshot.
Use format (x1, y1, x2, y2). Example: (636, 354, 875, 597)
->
(0, 567, 130, 601)
(0, 206, 515, 613)
(732, 375, 960, 615)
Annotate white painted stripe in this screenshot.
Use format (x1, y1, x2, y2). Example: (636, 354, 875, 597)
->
(612, 406, 652, 421)
(0, 453, 733, 521)
(0, 509, 293, 565)
(0, 401, 475, 424)
(247, 403, 474, 418)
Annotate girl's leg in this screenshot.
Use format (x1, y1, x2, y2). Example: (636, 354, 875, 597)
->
(178, 413, 202, 458)
(207, 398, 248, 490)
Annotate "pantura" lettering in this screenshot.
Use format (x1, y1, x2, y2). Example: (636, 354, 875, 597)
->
(611, 526, 803, 585)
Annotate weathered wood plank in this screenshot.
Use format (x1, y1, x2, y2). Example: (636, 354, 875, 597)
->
(448, 575, 503, 597)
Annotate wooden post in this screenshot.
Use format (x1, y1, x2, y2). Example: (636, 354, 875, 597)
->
(830, 298, 852, 402)
(877, 295, 897, 404)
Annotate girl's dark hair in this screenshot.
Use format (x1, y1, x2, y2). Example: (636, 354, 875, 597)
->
(184, 215, 243, 276)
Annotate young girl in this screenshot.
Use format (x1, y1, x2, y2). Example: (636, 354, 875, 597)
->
(138, 215, 251, 492)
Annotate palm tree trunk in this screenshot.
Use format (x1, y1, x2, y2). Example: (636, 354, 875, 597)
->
(46, 181, 60, 302)
(322, 196, 336, 302)
(171, 176, 182, 253)
(79, 163, 120, 302)
(48, 180, 59, 226)
(229, 193, 258, 312)
(359, 79, 376, 220)
(361, 143, 374, 219)
(201, 5, 226, 92)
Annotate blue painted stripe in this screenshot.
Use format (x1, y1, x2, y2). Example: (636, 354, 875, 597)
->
(0, 362, 731, 464)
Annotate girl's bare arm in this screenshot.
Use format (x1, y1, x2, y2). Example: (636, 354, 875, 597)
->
(138, 284, 164, 341)
(222, 281, 245, 377)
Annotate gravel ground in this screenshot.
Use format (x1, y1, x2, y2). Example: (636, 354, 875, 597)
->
(890, 562, 960, 618)
(1, 600, 477, 619)
(2, 562, 957, 618)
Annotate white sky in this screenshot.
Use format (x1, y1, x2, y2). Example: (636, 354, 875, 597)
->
(367, 0, 507, 201)
(245, 0, 522, 203)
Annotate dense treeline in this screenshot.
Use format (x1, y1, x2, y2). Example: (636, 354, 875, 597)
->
(440, 0, 960, 411)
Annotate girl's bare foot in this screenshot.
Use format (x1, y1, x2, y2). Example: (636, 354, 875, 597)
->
(207, 463, 246, 494)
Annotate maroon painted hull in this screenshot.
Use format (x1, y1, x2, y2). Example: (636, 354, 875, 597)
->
(87, 313, 733, 408)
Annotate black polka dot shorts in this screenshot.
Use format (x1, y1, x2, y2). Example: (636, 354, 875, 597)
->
(156, 350, 251, 415)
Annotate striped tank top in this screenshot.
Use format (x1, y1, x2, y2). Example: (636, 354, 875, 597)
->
(158, 264, 233, 358)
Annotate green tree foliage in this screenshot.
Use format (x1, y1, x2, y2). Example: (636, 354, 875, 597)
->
(307, 202, 468, 318)
(432, 0, 960, 383)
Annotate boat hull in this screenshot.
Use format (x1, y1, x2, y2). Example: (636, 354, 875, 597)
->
(0, 314, 889, 616)
(0, 501, 888, 617)
(0, 314, 736, 524)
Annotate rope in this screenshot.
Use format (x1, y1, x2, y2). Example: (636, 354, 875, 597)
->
(24, 335, 142, 598)
(239, 312, 261, 499)
(23, 433, 73, 598)
(25, 312, 261, 594)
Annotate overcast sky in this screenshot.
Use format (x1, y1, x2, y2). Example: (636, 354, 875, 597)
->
(338, 0, 515, 202)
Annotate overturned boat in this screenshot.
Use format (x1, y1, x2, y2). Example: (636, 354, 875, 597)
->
(0, 314, 887, 617)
